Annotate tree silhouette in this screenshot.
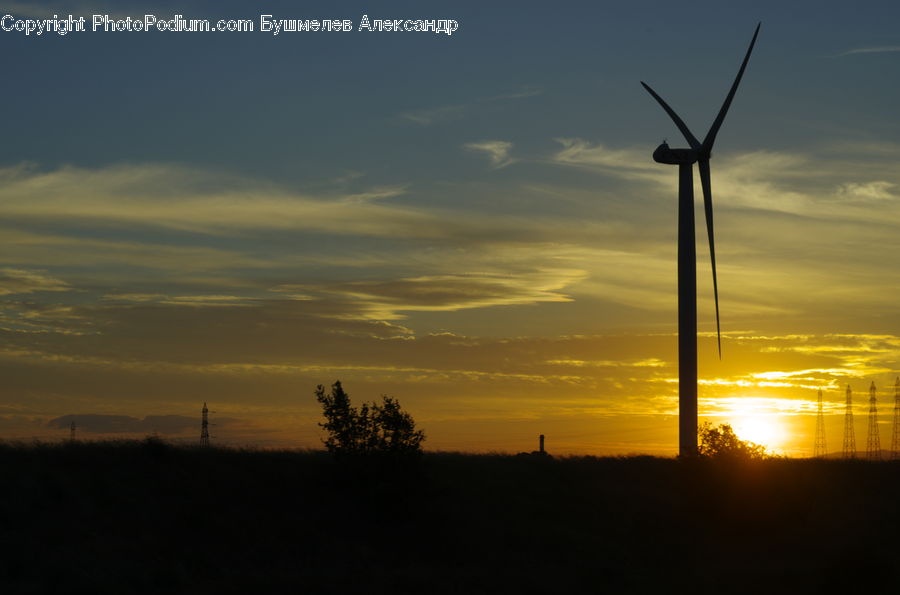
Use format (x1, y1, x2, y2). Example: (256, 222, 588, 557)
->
(315, 381, 425, 455)
(697, 422, 769, 460)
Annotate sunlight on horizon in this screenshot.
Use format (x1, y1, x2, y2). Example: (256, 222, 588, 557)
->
(710, 395, 812, 452)
(730, 415, 785, 451)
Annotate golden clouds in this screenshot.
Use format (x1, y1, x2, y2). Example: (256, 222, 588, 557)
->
(275, 270, 587, 319)
(0, 268, 70, 296)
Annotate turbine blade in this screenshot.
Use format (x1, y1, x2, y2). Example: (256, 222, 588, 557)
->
(640, 81, 701, 150)
(698, 159, 721, 359)
(702, 23, 761, 152)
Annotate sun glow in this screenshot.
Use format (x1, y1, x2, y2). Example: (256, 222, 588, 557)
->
(731, 416, 782, 449)
(709, 396, 799, 451)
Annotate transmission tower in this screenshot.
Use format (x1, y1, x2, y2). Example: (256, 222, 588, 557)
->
(69, 420, 76, 443)
(842, 385, 856, 458)
(892, 377, 900, 460)
(814, 389, 827, 458)
(867, 381, 881, 460)
(200, 402, 210, 447)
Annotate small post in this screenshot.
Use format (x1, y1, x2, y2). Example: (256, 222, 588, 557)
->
(539, 434, 545, 454)
(201, 402, 210, 447)
(69, 420, 76, 443)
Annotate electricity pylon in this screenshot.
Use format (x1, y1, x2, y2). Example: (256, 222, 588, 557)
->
(842, 385, 856, 458)
(814, 389, 827, 458)
(866, 381, 881, 460)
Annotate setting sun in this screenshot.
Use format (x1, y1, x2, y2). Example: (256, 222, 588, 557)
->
(731, 416, 782, 449)
(707, 395, 800, 452)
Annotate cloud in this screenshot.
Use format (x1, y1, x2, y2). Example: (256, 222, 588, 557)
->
(551, 138, 662, 177)
(0, 161, 661, 297)
(0, 268, 71, 296)
(0, 163, 426, 237)
(5, 318, 897, 418)
(101, 293, 168, 303)
(0, 162, 621, 251)
(547, 138, 900, 229)
(544, 138, 900, 332)
(277, 270, 587, 319)
(837, 181, 896, 200)
(4, 140, 900, 342)
(840, 46, 900, 56)
(463, 141, 516, 169)
(0, 228, 268, 273)
(4, 137, 900, 344)
(102, 293, 259, 307)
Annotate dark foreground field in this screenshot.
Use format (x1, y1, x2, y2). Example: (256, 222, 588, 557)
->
(2, 441, 899, 594)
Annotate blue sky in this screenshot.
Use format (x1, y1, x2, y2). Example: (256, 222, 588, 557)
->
(2, 1, 900, 455)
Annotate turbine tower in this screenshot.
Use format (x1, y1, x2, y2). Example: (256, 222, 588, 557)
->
(842, 385, 856, 459)
(642, 24, 760, 456)
(892, 377, 900, 460)
(866, 381, 881, 461)
(814, 389, 827, 458)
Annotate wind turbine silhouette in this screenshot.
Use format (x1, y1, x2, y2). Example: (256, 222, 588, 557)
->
(641, 23, 760, 457)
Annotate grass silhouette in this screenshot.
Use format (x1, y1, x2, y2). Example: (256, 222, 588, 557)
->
(2, 440, 899, 593)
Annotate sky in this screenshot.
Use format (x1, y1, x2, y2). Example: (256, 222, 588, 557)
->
(2, 0, 900, 456)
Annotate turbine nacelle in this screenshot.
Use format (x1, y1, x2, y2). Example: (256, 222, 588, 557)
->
(652, 142, 698, 165)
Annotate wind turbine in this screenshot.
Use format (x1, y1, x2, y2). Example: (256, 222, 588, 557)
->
(641, 23, 760, 457)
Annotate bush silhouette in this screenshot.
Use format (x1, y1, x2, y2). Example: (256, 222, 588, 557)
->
(697, 422, 769, 460)
(315, 381, 425, 455)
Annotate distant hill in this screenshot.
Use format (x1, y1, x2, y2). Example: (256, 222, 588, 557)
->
(819, 450, 896, 460)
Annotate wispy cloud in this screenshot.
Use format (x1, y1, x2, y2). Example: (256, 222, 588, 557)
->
(463, 140, 516, 168)
(101, 293, 259, 307)
(837, 181, 896, 200)
(0, 268, 70, 296)
(0, 228, 268, 272)
(275, 269, 586, 319)
(0, 162, 649, 250)
(2, 306, 897, 421)
(840, 46, 900, 56)
(550, 138, 662, 177)
(0, 163, 431, 237)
